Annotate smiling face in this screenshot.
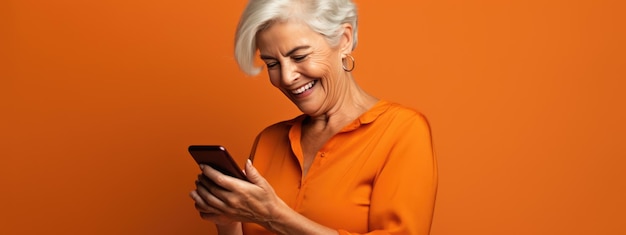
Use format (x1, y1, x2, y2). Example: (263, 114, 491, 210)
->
(256, 20, 352, 117)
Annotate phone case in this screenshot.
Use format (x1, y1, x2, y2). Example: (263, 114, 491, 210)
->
(188, 145, 249, 181)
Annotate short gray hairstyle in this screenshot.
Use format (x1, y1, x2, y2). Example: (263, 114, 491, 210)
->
(234, 0, 358, 75)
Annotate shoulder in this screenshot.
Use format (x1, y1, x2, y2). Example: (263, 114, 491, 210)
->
(252, 114, 306, 144)
(248, 115, 303, 161)
(257, 114, 303, 136)
(378, 101, 431, 129)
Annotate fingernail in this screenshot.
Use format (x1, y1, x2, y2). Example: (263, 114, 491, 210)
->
(199, 164, 205, 169)
(247, 159, 252, 166)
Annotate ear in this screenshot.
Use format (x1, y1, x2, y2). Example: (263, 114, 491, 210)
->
(338, 23, 354, 56)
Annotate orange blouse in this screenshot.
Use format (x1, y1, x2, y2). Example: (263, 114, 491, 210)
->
(242, 101, 438, 235)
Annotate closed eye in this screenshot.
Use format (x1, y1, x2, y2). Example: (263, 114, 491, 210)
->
(292, 54, 309, 62)
(265, 61, 279, 69)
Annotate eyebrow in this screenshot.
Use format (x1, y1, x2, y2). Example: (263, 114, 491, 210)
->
(260, 46, 311, 60)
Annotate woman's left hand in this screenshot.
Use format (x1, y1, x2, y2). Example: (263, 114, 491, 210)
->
(191, 160, 287, 226)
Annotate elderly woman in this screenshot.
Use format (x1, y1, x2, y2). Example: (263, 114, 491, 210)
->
(189, 0, 437, 234)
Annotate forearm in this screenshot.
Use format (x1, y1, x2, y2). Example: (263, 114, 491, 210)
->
(216, 222, 243, 235)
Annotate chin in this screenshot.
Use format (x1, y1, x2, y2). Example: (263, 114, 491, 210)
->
(295, 104, 320, 116)
(288, 95, 324, 116)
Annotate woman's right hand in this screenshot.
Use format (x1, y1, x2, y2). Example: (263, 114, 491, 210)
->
(190, 180, 238, 226)
(191, 162, 338, 235)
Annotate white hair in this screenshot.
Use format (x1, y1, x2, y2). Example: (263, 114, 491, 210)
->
(234, 0, 358, 75)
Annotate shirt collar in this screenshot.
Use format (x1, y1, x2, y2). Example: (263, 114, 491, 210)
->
(340, 100, 390, 132)
(284, 100, 391, 132)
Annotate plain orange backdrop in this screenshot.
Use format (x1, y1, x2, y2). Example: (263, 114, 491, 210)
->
(1, 0, 625, 234)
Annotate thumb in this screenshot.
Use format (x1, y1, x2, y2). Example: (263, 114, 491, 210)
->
(244, 159, 266, 186)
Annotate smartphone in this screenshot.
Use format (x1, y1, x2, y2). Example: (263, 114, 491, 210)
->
(188, 145, 249, 181)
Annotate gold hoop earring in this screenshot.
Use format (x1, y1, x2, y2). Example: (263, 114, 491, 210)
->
(342, 54, 355, 72)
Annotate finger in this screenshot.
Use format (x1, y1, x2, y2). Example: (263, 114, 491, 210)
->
(199, 212, 224, 222)
(197, 174, 234, 201)
(196, 174, 216, 189)
(200, 212, 235, 225)
(200, 165, 242, 191)
(189, 190, 215, 213)
(195, 181, 235, 214)
(197, 177, 242, 213)
(191, 189, 224, 214)
(200, 212, 218, 220)
(244, 159, 268, 187)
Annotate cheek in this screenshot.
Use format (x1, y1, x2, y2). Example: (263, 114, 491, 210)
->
(306, 57, 337, 77)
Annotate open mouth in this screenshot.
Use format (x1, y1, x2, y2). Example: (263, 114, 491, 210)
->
(291, 80, 316, 95)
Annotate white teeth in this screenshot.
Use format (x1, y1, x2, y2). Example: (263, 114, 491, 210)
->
(291, 81, 315, 95)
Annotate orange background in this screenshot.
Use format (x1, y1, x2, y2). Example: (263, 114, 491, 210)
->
(1, 0, 625, 234)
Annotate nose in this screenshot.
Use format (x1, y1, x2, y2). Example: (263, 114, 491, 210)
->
(280, 61, 299, 85)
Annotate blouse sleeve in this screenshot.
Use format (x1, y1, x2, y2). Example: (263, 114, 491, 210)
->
(339, 113, 438, 235)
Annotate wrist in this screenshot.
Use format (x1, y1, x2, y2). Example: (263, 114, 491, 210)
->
(261, 200, 291, 233)
(261, 202, 339, 235)
(216, 222, 242, 235)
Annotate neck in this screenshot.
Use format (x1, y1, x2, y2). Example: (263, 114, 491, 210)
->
(306, 74, 378, 133)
